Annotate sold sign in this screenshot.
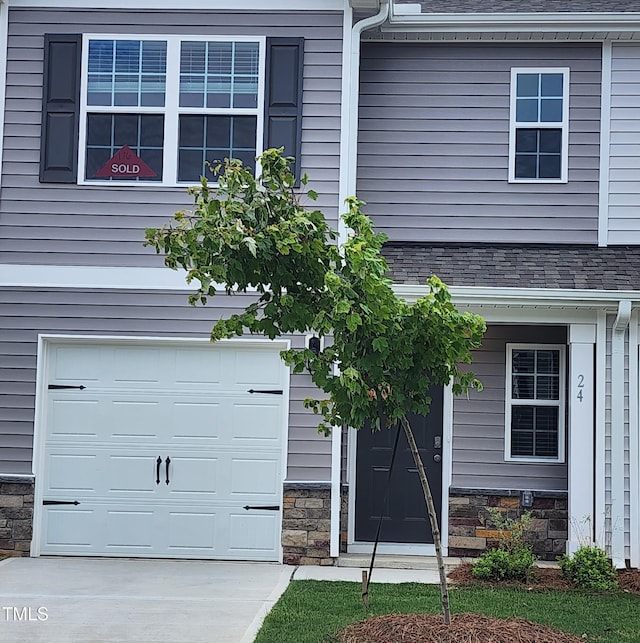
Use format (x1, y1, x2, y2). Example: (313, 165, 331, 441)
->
(95, 145, 157, 179)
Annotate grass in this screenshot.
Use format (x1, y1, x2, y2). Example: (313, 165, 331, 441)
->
(254, 580, 640, 643)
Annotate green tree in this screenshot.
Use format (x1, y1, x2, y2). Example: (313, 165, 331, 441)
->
(145, 149, 486, 623)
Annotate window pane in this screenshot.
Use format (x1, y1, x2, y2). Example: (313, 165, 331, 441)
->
(536, 406, 558, 430)
(87, 39, 166, 107)
(536, 350, 559, 374)
(539, 154, 561, 179)
(179, 115, 205, 148)
(516, 73, 539, 97)
(515, 130, 537, 153)
(208, 42, 233, 75)
(536, 375, 559, 400)
(539, 130, 562, 153)
(541, 73, 563, 97)
(512, 350, 535, 373)
(512, 431, 534, 457)
(512, 406, 534, 430)
(516, 98, 538, 122)
(515, 155, 536, 179)
(513, 375, 535, 399)
(178, 115, 256, 182)
(540, 98, 563, 122)
(86, 113, 163, 182)
(86, 114, 112, 146)
(178, 149, 205, 182)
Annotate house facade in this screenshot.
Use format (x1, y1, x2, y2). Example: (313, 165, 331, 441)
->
(0, 0, 639, 569)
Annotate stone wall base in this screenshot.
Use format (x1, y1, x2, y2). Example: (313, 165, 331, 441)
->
(448, 487, 568, 561)
(0, 476, 35, 557)
(282, 483, 335, 566)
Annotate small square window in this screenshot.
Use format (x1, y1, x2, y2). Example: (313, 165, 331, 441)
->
(510, 68, 568, 182)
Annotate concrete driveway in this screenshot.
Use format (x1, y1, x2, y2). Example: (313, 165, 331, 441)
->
(0, 556, 293, 642)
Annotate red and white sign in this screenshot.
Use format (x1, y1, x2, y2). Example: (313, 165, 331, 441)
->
(94, 146, 157, 179)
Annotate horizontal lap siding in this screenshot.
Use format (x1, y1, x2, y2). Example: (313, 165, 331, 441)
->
(452, 325, 568, 491)
(0, 288, 331, 480)
(357, 42, 601, 244)
(608, 43, 640, 244)
(1, 9, 342, 266)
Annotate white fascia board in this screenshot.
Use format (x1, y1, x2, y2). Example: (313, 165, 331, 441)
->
(10, 0, 345, 7)
(0, 264, 197, 290)
(386, 12, 640, 33)
(394, 284, 640, 308)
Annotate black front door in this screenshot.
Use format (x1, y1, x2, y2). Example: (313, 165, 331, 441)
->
(354, 386, 444, 544)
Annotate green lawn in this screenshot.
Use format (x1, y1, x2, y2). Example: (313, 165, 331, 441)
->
(255, 580, 640, 643)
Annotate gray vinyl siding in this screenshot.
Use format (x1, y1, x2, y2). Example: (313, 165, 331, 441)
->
(0, 9, 342, 267)
(452, 324, 568, 491)
(357, 42, 601, 244)
(607, 43, 640, 245)
(0, 288, 332, 481)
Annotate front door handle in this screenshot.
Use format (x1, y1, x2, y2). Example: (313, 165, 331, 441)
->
(156, 456, 162, 485)
(433, 454, 442, 463)
(165, 456, 171, 485)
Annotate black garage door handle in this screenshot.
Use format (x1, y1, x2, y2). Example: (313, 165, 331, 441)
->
(156, 456, 162, 485)
(165, 457, 171, 485)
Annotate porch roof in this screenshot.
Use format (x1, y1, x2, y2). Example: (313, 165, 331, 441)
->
(383, 243, 640, 292)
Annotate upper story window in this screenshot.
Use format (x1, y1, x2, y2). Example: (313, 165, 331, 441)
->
(79, 35, 264, 185)
(505, 345, 566, 463)
(509, 68, 569, 183)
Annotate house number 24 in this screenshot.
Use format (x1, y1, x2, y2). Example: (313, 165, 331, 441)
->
(577, 374, 585, 402)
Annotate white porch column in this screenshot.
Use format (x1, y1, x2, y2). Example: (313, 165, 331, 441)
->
(567, 323, 597, 553)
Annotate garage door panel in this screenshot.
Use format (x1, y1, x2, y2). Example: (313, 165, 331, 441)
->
(47, 454, 98, 493)
(230, 458, 280, 497)
(231, 402, 282, 442)
(228, 513, 278, 555)
(167, 511, 217, 550)
(43, 508, 95, 548)
(170, 402, 222, 441)
(165, 455, 218, 496)
(105, 510, 155, 549)
(234, 348, 283, 386)
(49, 399, 99, 439)
(42, 341, 286, 561)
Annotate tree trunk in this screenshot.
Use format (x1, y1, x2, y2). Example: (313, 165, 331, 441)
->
(400, 414, 451, 625)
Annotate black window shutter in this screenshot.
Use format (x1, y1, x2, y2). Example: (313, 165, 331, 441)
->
(264, 37, 304, 182)
(40, 34, 82, 183)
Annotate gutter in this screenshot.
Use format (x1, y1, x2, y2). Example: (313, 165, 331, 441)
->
(387, 8, 640, 33)
(611, 300, 631, 568)
(331, 0, 390, 559)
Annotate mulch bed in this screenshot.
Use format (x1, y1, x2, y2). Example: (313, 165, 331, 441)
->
(335, 565, 640, 642)
(448, 563, 640, 594)
(336, 613, 585, 643)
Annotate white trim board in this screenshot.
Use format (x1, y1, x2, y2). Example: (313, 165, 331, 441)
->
(0, 0, 8, 193)
(598, 41, 613, 248)
(10, 0, 346, 8)
(31, 334, 291, 559)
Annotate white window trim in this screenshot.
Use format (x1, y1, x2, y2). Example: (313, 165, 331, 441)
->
(78, 34, 266, 188)
(508, 67, 570, 184)
(504, 343, 566, 463)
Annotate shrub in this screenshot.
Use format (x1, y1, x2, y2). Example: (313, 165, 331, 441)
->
(559, 545, 618, 591)
(471, 508, 536, 582)
(472, 545, 536, 582)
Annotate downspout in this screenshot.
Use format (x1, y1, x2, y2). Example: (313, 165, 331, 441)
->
(611, 299, 631, 567)
(331, 0, 390, 559)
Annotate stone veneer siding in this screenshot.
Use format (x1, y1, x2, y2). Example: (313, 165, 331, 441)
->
(282, 483, 334, 566)
(0, 476, 35, 557)
(448, 487, 568, 561)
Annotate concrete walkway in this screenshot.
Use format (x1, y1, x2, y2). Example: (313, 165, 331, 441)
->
(0, 557, 293, 643)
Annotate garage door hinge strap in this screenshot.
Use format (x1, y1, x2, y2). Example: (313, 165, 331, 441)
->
(247, 389, 283, 395)
(48, 384, 86, 390)
(243, 505, 280, 511)
(43, 500, 80, 505)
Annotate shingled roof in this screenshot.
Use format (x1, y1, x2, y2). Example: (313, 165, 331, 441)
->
(383, 243, 640, 291)
(394, 0, 640, 12)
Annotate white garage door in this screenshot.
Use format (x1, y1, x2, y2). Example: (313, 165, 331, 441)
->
(38, 341, 287, 561)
